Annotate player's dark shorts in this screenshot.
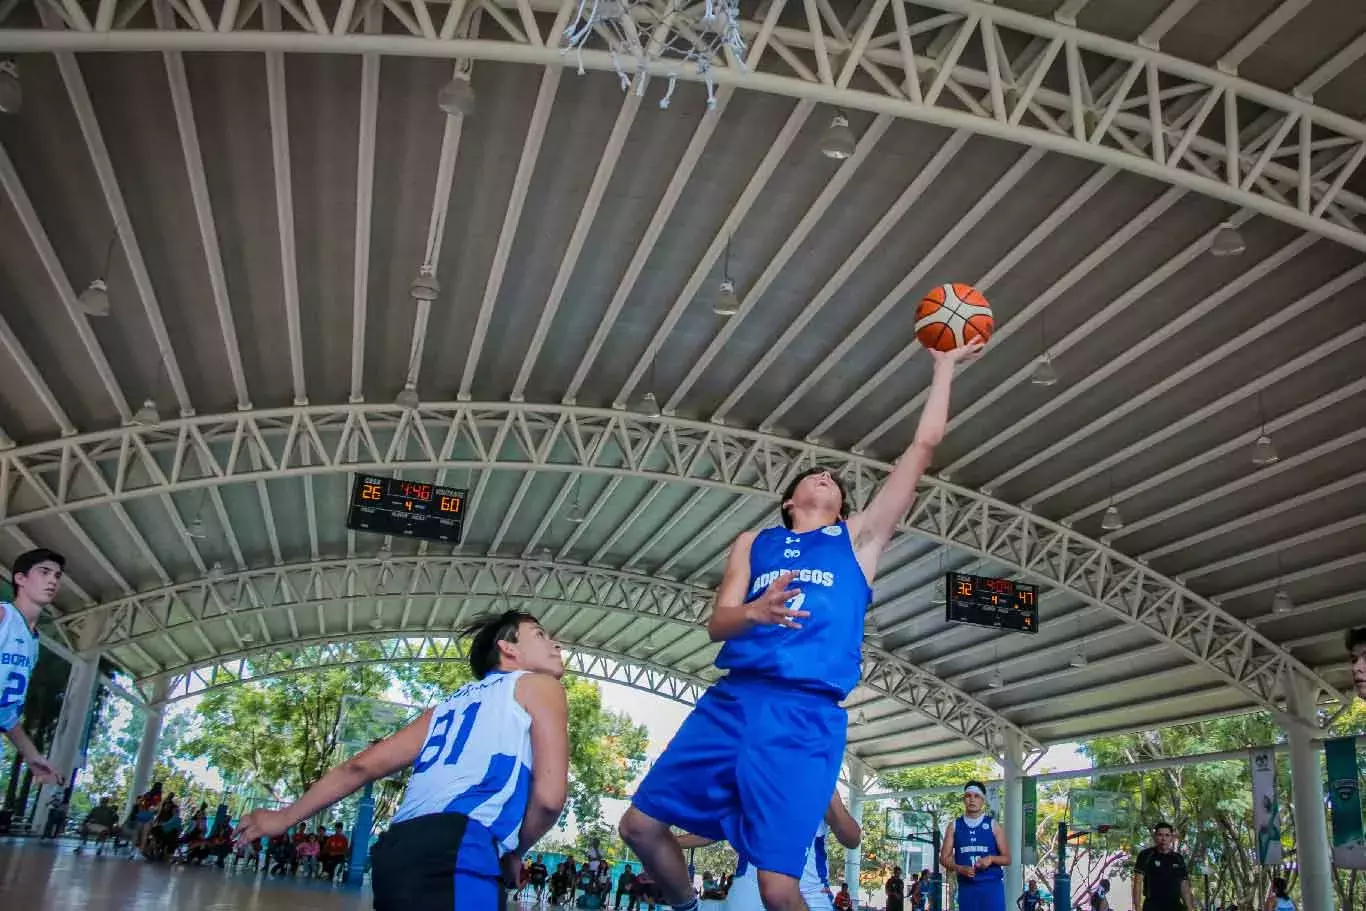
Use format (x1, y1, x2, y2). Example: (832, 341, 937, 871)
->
(371, 812, 504, 911)
(631, 674, 846, 879)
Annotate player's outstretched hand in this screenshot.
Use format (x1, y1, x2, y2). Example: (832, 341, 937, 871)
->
(24, 755, 63, 786)
(235, 809, 289, 845)
(501, 852, 524, 889)
(744, 571, 807, 629)
(930, 339, 986, 367)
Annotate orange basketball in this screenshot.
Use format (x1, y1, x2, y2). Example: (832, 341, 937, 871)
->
(915, 283, 993, 352)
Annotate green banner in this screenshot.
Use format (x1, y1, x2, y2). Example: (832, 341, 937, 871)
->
(1022, 776, 1038, 864)
(1326, 737, 1366, 869)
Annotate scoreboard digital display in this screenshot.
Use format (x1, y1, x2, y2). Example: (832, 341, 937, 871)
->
(345, 474, 467, 544)
(945, 571, 1039, 633)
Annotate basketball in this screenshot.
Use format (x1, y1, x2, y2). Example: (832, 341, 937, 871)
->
(915, 283, 993, 352)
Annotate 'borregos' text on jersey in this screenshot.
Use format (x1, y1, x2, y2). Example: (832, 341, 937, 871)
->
(392, 670, 533, 855)
(716, 522, 871, 698)
(0, 603, 38, 733)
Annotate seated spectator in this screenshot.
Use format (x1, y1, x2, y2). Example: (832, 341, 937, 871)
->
(297, 833, 321, 878)
(268, 835, 296, 876)
(834, 882, 853, 911)
(74, 797, 120, 855)
(320, 823, 349, 880)
(232, 836, 263, 872)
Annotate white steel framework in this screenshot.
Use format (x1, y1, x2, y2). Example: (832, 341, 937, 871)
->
(65, 555, 1040, 755)
(0, 403, 1345, 728)
(159, 634, 712, 706)
(4, 0, 1365, 251)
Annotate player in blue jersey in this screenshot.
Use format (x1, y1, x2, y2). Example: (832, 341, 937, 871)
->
(237, 610, 570, 910)
(940, 781, 1010, 911)
(620, 342, 983, 911)
(0, 548, 65, 786)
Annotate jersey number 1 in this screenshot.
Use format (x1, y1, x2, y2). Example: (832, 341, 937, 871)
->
(413, 702, 481, 773)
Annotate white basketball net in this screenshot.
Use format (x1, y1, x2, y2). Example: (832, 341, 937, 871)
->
(562, 0, 747, 109)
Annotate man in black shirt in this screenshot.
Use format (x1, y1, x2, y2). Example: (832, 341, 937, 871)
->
(1132, 822, 1195, 911)
(1016, 879, 1042, 911)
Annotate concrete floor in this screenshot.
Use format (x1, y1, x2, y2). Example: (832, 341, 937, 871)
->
(0, 838, 373, 910)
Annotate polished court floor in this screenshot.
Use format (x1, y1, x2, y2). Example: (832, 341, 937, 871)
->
(0, 837, 373, 910)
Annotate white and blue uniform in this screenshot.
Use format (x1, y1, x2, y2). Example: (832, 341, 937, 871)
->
(371, 670, 533, 910)
(727, 823, 835, 911)
(0, 602, 39, 734)
(633, 521, 872, 879)
(952, 815, 1005, 911)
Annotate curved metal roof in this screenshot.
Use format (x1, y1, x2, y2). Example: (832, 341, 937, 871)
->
(0, 0, 1363, 771)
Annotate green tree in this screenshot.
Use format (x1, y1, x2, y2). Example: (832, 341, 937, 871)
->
(181, 650, 393, 801)
(398, 658, 650, 826)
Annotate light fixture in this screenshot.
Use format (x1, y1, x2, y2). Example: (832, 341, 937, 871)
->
(207, 561, 225, 581)
(1069, 648, 1088, 669)
(932, 578, 947, 605)
(854, 710, 866, 725)
(369, 617, 384, 630)
(639, 391, 661, 416)
(1209, 221, 1245, 257)
(395, 384, 420, 410)
(377, 541, 393, 561)
(566, 500, 585, 524)
(409, 264, 440, 301)
(820, 112, 856, 160)
(185, 517, 207, 540)
(1030, 354, 1059, 387)
(132, 398, 160, 425)
(1251, 433, 1279, 466)
(1272, 589, 1294, 614)
(988, 668, 1004, 689)
(437, 72, 475, 117)
(1100, 504, 1124, 531)
(0, 60, 20, 115)
(78, 279, 111, 317)
(714, 280, 740, 317)
(239, 631, 255, 644)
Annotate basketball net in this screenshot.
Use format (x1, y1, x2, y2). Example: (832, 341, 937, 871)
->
(561, 0, 747, 109)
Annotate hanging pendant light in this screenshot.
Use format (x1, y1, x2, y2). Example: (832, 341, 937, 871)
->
(207, 561, 225, 581)
(132, 398, 160, 425)
(1251, 433, 1279, 466)
(395, 384, 420, 410)
(437, 72, 476, 117)
(1209, 221, 1245, 257)
(1271, 589, 1294, 614)
(78, 279, 111, 317)
(820, 112, 856, 160)
(1069, 648, 1088, 669)
(1031, 354, 1059, 386)
(988, 667, 1004, 689)
(185, 517, 207, 540)
(1100, 504, 1124, 531)
(409, 264, 439, 302)
(713, 235, 740, 316)
(639, 391, 661, 416)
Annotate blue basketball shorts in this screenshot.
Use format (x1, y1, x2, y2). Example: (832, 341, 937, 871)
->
(957, 880, 1006, 911)
(631, 675, 846, 879)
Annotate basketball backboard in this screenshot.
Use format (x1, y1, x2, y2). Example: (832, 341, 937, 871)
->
(886, 807, 937, 842)
(1067, 789, 1133, 831)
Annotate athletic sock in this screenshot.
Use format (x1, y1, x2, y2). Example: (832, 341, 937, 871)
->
(671, 899, 699, 911)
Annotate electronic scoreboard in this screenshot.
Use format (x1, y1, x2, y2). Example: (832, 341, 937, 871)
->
(345, 474, 467, 544)
(945, 571, 1038, 633)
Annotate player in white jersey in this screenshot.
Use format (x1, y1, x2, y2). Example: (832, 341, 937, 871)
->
(238, 610, 570, 909)
(680, 791, 861, 911)
(0, 548, 65, 786)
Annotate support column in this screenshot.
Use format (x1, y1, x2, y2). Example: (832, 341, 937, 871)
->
(1003, 730, 1025, 907)
(346, 780, 375, 886)
(1286, 681, 1335, 911)
(124, 677, 169, 822)
(845, 772, 866, 895)
(31, 651, 100, 835)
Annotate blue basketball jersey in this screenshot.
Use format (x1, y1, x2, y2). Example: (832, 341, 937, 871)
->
(392, 669, 533, 855)
(0, 602, 39, 733)
(953, 815, 1003, 884)
(716, 522, 871, 698)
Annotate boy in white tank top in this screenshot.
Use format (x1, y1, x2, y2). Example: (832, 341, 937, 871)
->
(237, 610, 571, 909)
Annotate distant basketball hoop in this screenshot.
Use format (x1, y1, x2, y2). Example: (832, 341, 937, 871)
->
(561, 0, 747, 109)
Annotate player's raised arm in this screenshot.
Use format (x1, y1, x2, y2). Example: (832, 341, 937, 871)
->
(514, 672, 570, 854)
(706, 531, 804, 641)
(849, 342, 983, 557)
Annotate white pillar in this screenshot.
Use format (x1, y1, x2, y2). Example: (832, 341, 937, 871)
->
(845, 778, 865, 894)
(1002, 731, 1024, 907)
(31, 652, 100, 835)
(1286, 681, 1336, 911)
(123, 678, 169, 821)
